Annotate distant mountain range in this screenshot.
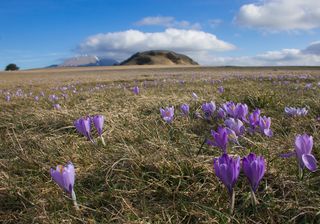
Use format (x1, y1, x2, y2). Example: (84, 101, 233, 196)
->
(48, 55, 118, 68)
(47, 50, 198, 68)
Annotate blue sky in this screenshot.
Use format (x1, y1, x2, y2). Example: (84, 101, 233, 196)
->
(1, 0, 320, 69)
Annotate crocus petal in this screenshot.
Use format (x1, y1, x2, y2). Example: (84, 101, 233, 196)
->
(302, 154, 317, 172)
(280, 151, 296, 158)
(93, 115, 104, 136)
(50, 168, 65, 190)
(264, 129, 273, 137)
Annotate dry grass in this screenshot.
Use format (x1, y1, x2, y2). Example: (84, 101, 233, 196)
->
(1, 66, 320, 223)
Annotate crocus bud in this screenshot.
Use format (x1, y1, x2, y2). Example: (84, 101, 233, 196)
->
(214, 154, 240, 214)
(180, 104, 190, 116)
(50, 162, 78, 210)
(133, 86, 139, 95)
(214, 154, 240, 195)
(93, 115, 104, 136)
(50, 162, 75, 194)
(74, 117, 92, 140)
(242, 153, 266, 192)
(218, 86, 224, 93)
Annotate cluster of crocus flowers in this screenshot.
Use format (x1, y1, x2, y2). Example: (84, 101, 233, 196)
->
(214, 153, 266, 213)
(50, 162, 79, 210)
(201, 101, 216, 120)
(74, 115, 105, 145)
(225, 118, 245, 141)
(221, 101, 248, 121)
(284, 107, 308, 117)
(248, 109, 273, 137)
(281, 134, 317, 179)
(160, 106, 174, 123)
(49, 94, 59, 101)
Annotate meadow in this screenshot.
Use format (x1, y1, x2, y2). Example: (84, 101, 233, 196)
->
(1, 66, 320, 223)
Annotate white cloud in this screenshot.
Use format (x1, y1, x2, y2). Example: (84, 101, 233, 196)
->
(235, 0, 320, 31)
(134, 16, 202, 30)
(77, 28, 235, 62)
(202, 41, 320, 66)
(135, 16, 175, 27)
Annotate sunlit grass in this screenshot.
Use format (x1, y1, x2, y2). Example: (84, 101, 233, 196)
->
(1, 67, 320, 223)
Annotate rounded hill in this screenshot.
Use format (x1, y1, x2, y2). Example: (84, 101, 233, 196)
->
(119, 50, 198, 66)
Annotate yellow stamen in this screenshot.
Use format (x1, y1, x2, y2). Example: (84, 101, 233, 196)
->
(58, 165, 64, 174)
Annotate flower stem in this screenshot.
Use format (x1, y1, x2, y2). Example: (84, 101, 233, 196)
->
(298, 165, 304, 180)
(100, 135, 106, 146)
(230, 190, 235, 214)
(250, 189, 259, 207)
(71, 190, 79, 210)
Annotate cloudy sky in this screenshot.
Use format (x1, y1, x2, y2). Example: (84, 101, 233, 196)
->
(1, 0, 320, 69)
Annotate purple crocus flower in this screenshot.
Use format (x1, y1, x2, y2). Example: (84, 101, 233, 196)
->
(53, 104, 61, 110)
(34, 96, 39, 101)
(285, 107, 308, 117)
(226, 128, 239, 144)
(217, 107, 226, 119)
(202, 101, 216, 119)
(132, 86, 139, 95)
(258, 116, 273, 137)
(160, 106, 174, 123)
(225, 118, 245, 136)
(242, 153, 266, 192)
(214, 153, 240, 214)
(93, 115, 104, 136)
(49, 94, 59, 101)
(218, 86, 224, 93)
(93, 115, 105, 146)
(5, 95, 10, 102)
(214, 154, 240, 194)
(207, 126, 228, 153)
(74, 117, 92, 140)
(281, 134, 317, 174)
(180, 104, 189, 116)
(249, 109, 261, 128)
(222, 101, 237, 117)
(235, 103, 248, 121)
(50, 162, 75, 194)
(305, 83, 312, 89)
(50, 162, 78, 209)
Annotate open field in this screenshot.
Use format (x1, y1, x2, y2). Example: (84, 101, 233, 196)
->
(1, 66, 320, 223)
